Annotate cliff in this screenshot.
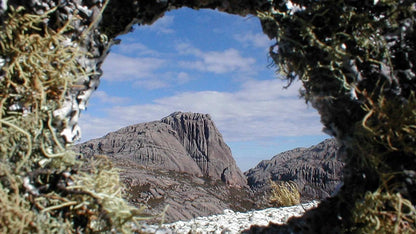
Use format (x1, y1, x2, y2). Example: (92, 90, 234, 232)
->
(75, 112, 246, 186)
(245, 138, 344, 201)
(74, 112, 251, 222)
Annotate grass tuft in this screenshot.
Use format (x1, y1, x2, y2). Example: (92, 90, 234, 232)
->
(269, 180, 301, 207)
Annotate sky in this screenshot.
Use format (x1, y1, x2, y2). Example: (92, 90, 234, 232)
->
(77, 7, 329, 171)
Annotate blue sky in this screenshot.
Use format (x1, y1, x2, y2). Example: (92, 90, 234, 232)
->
(77, 7, 329, 171)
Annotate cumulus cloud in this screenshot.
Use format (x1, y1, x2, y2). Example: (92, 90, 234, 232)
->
(234, 32, 272, 49)
(176, 43, 256, 74)
(176, 72, 192, 84)
(133, 79, 169, 90)
(115, 42, 160, 56)
(140, 15, 175, 34)
(78, 79, 323, 142)
(92, 91, 130, 104)
(102, 53, 165, 82)
(100, 52, 195, 90)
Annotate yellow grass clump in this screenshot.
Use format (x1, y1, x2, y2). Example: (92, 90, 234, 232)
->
(269, 180, 301, 207)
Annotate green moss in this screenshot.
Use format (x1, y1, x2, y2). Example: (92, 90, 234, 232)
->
(257, 0, 416, 232)
(351, 189, 416, 233)
(0, 6, 147, 233)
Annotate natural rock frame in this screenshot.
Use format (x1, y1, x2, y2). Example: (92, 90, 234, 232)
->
(0, 0, 415, 233)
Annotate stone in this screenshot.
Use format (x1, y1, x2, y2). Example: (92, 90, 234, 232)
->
(116, 159, 255, 223)
(2, 0, 414, 233)
(161, 112, 247, 186)
(74, 112, 253, 222)
(137, 201, 319, 234)
(245, 138, 344, 201)
(75, 112, 246, 187)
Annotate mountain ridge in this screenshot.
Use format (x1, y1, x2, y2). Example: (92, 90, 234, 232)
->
(245, 138, 344, 201)
(76, 111, 246, 187)
(74, 112, 344, 222)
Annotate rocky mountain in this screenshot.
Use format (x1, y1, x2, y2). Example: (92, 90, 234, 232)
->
(74, 112, 344, 222)
(245, 138, 344, 201)
(75, 112, 246, 187)
(74, 112, 252, 222)
(117, 159, 254, 223)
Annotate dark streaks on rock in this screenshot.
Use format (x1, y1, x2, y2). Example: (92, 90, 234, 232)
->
(75, 112, 246, 186)
(245, 138, 344, 201)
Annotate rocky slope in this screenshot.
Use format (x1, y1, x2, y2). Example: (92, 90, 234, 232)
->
(76, 112, 246, 187)
(138, 201, 319, 234)
(74, 112, 344, 222)
(115, 158, 254, 223)
(245, 138, 344, 201)
(74, 112, 251, 222)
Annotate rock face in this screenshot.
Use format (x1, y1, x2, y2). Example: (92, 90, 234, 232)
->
(75, 112, 246, 186)
(73, 113, 348, 222)
(118, 159, 255, 223)
(74, 112, 345, 222)
(245, 138, 344, 201)
(74, 112, 251, 222)
(161, 112, 246, 186)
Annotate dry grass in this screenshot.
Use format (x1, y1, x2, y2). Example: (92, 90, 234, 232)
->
(269, 180, 301, 207)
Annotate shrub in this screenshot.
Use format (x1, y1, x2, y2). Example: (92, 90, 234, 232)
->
(269, 180, 300, 207)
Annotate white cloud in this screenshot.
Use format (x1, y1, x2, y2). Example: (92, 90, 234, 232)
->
(176, 43, 256, 74)
(141, 15, 175, 34)
(133, 79, 169, 90)
(183, 49, 256, 74)
(101, 53, 165, 82)
(92, 91, 130, 104)
(234, 32, 272, 49)
(115, 42, 160, 56)
(101, 52, 194, 89)
(78, 79, 324, 142)
(176, 43, 204, 56)
(78, 114, 125, 141)
(176, 72, 192, 84)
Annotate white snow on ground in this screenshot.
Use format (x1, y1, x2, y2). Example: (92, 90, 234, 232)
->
(139, 201, 319, 234)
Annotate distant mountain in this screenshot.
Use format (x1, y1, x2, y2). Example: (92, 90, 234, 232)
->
(76, 112, 246, 187)
(245, 138, 344, 201)
(74, 112, 344, 222)
(74, 112, 251, 222)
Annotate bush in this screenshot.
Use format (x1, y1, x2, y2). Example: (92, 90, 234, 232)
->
(269, 180, 300, 207)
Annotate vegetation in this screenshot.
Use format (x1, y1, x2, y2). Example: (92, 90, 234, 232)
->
(269, 180, 300, 207)
(351, 188, 416, 233)
(258, 0, 416, 231)
(0, 6, 146, 233)
(1, 0, 415, 232)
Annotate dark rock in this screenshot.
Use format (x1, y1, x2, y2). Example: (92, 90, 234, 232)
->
(161, 112, 246, 186)
(245, 138, 344, 202)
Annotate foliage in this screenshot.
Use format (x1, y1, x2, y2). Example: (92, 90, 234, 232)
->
(0, 6, 147, 233)
(258, 0, 415, 232)
(269, 180, 300, 207)
(351, 188, 416, 233)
